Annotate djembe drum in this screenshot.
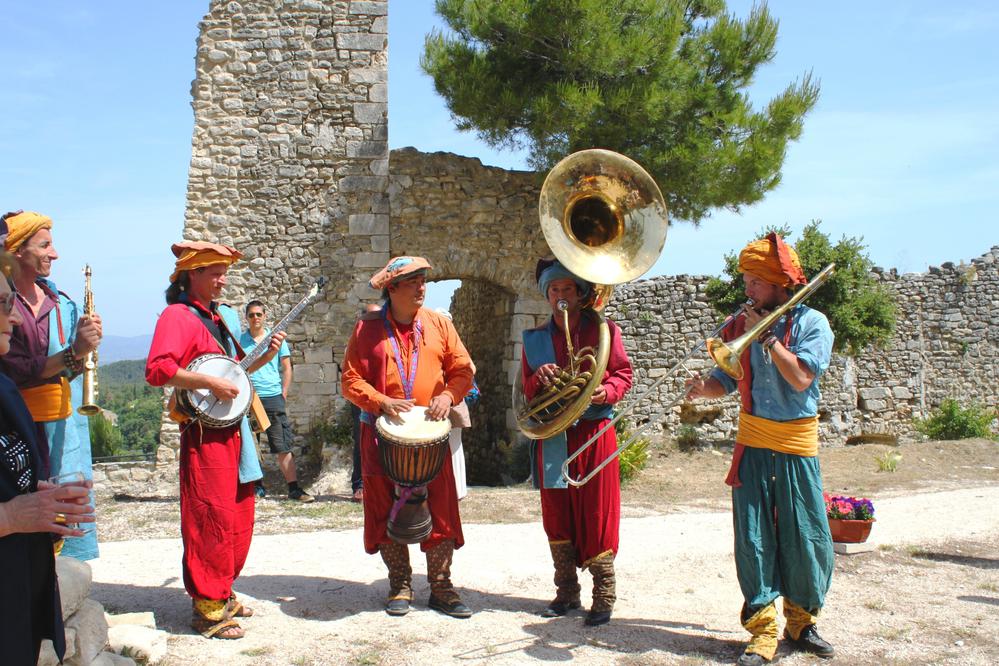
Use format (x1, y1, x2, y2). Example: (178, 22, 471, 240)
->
(375, 406, 451, 544)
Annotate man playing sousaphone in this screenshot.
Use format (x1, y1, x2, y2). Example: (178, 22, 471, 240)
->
(145, 241, 285, 640)
(686, 233, 835, 665)
(521, 258, 633, 626)
(341, 256, 474, 618)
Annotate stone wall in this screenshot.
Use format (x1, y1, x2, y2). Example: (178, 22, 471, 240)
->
(181, 0, 389, 433)
(604, 247, 999, 445)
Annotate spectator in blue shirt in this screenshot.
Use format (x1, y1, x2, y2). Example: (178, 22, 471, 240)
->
(241, 300, 313, 503)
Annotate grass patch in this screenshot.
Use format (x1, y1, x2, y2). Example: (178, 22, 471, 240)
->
(874, 449, 902, 472)
(240, 647, 273, 657)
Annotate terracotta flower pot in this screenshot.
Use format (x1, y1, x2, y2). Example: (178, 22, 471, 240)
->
(828, 517, 875, 543)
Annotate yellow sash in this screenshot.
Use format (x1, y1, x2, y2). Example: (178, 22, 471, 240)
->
(20, 378, 72, 422)
(736, 410, 818, 457)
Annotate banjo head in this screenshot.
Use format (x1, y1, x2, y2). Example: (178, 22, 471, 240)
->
(182, 354, 253, 428)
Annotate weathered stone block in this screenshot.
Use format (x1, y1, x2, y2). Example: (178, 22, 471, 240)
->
(353, 102, 386, 123)
(353, 251, 390, 268)
(348, 213, 389, 235)
(67, 599, 110, 665)
(336, 33, 386, 51)
(56, 557, 92, 620)
(349, 1, 388, 15)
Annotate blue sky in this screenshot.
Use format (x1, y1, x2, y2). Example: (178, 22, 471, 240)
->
(2, 1, 997, 337)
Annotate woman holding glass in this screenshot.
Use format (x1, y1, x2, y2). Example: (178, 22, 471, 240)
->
(0, 245, 94, 665)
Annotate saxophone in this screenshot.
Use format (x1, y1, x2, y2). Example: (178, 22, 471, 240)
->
(77, 264, 100, 416)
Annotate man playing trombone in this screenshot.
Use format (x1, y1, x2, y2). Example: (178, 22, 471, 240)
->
(521, 258, 633, 626)
(686, 233, 835, 665)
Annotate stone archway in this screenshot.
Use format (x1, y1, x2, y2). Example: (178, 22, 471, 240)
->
(389, 149, 551, 483)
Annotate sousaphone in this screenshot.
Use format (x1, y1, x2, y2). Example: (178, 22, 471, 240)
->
(513, 149, 669, 440)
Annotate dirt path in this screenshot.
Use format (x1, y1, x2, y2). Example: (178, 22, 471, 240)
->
(90, 483, 999, 665)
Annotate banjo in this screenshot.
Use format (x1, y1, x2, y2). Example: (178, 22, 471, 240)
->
(175, 277, 327, 428)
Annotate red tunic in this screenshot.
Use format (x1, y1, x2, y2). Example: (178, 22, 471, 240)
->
(521, 316, 633, 566)
(145, 300, 254, 601)
(342, 308, 474, 554)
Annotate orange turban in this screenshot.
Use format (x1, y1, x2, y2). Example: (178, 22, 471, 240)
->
(738, 232, 807, 288)
(169, 240, 242, 282)
(4, 211, 52, 252)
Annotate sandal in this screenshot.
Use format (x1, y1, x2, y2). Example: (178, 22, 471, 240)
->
(192, 598, 245, 640)
(227, 593, 254, 617)
(191, 616, 245, 640)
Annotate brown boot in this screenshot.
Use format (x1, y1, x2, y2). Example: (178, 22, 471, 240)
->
(379, 542, 412, 616)
(584, 551, 616, 626)
(541, 541, 581, 618)
(426, 539, 472, 618)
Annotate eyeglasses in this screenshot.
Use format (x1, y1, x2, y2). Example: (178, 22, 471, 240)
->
(247, 312, 264, 319)
(0, 291, 16, 315)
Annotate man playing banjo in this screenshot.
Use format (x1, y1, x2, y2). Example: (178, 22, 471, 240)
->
(341, 256, 475, 618)
(145, 241, 284, 640)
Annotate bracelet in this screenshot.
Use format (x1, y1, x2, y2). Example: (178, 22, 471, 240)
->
(762, 335, 779, 350)
(757, 331, 776, 347)
(63, 346, 85, 375)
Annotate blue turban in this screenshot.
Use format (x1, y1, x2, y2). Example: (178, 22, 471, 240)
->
(537, 260, 592, 299)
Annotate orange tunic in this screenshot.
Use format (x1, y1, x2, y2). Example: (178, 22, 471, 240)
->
(341, 307, 474, 553)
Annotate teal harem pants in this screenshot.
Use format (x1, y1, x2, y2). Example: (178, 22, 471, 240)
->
(732, 446, 834, 614)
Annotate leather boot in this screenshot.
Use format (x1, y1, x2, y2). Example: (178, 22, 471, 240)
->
(584, 551, 616, 626)
(426, 539, 472, 618)
(541, 541, 582, 618)
(740, 602, 778, 662)
(379, 542, 412, 616)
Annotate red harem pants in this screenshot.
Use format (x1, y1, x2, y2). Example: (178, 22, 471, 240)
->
(360, 421, 464, 554)
(179, 424, 255, 600)
(538, 418, 621, 567)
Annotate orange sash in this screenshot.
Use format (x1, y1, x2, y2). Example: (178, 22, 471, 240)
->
(21, 378, 72, 422)
(735, 410, 819, 457)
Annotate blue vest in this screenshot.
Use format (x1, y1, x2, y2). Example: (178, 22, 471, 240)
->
(522, 319, 613, 489)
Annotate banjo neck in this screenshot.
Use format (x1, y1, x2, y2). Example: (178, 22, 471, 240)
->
(238, 277, 327, 371)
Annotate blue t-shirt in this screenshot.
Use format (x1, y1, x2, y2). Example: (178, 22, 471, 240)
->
(239, 328, 291, 398)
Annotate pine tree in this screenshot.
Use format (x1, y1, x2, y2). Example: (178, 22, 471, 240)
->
(422, 0, 819, 223)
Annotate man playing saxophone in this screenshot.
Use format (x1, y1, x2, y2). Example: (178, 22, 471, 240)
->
(686, 233, 835, 665)
(521, 258, 633, 627)
(0, 210, 102, 561)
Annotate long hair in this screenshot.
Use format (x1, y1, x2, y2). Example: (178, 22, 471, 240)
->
(165, 272, 191, 305)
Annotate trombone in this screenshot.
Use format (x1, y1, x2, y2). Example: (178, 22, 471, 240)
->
(560, 263, 836, 486)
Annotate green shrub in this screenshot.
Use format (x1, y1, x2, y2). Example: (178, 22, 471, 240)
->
(675, 424, 700, 452)
(614, 418, 650, 484)
(499, 438, 532, 484)
(914, 399, 996, 440)
(305, 406, 354, 465)
(874, 450, 902, 473)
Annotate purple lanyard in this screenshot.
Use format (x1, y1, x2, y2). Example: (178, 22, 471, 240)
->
(382, 312, 422, 399)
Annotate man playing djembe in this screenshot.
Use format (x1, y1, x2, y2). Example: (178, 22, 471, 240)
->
(341, 256, 474, 618)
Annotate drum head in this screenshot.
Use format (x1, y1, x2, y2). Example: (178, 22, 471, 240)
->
(376, 406, 451, 444)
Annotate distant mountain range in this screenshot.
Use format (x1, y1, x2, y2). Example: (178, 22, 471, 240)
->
(99, 335, 153, 363)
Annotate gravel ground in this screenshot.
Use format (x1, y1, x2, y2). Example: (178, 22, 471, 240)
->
(89, 483, 999, 665)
